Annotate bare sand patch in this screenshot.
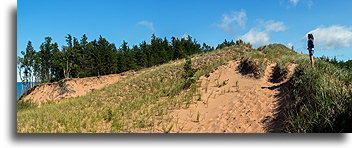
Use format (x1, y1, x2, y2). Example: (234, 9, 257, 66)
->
(166, 61, 295, 133)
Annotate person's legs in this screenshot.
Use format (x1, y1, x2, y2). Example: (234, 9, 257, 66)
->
(309, 50, 314, 68)
(310, 55, 314, 68)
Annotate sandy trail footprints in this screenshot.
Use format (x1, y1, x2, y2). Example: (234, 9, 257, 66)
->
(169, 60, 288, 133)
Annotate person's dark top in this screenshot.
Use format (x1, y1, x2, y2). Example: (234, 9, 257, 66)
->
(308, 38, 314, 49)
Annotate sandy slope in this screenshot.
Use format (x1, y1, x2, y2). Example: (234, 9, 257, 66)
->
(19, 71, 134, 104)
(167, 60, 295, 133)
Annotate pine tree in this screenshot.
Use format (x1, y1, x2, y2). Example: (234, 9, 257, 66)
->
(118, 40, 129, 72)
(131, 45, 140, 70)
(70, 37, 80, 77)
(38, 37, 54, 82)
(171, 37, 185, 60)
(51, 42, 64, 81)
(18, 41, 36, 87)
(163, 37, 173, 61)
(62, 34, 75, 78)
(138, 41, 148, 68)
(78, 34, 89, 77)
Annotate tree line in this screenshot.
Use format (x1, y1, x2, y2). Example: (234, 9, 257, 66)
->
(17, 34, 218, 87)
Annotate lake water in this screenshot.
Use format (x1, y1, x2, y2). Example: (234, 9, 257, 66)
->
(16, 82, 37, 100)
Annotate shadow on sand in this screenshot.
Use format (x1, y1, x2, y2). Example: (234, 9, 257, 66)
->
(261, 75, 294, 133)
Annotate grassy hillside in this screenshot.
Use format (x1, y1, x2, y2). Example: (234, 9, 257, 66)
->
(242, 44, 352, 132)
(284, 58, 352, 132)
(17, 45, 249, 133)
(17, 43, 352, 133)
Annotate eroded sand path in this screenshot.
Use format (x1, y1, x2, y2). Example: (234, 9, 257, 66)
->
(169, 60, 293, 133)
(20, 71, 135, 104)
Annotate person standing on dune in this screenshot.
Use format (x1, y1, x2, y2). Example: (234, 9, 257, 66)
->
(307, 34, 315, 68)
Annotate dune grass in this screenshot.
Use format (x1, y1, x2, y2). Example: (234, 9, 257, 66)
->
(236, 44, 352, 132)
(17, 46, 245, 133)
(282, 58, 352, 132)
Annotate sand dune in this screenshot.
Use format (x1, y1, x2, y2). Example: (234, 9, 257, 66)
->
(19, 71, 134, 104)
(19, 58, 296, 133)
(167, 60, 296, 133)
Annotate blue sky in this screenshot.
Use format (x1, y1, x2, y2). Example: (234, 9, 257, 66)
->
(17, 0, 352, 81)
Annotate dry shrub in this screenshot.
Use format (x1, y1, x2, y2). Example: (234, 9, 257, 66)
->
(271, 62, 289, 83)
(238, 57, 267, 79)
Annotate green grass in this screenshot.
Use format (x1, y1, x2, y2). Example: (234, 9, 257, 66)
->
(319, 56, 352, 71)
(215, 79, 229, 88)
(282, 58, 352, 133)
(17, 100, 37, 111)
(238, 44, 352, 132)
(17, 45, 246, 133)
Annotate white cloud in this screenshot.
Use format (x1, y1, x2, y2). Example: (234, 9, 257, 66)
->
(307, 0, 314, 8)
(283, 0, 313, 8)
(287, 42, 294, 49)
(138, 21, 155, 32)
(264, 21, 287, 32)
(238, 20, 287, 47)
(239, 29, 270, 47)
(289, 0, 300, 6)
(216, 10, 247, 34)
(307, 25, 352, 49)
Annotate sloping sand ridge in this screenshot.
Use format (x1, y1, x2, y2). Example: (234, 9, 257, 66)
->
(19, 57, 297, 133)
(163, 60, 296, 133)
(19, 71, 134, 104)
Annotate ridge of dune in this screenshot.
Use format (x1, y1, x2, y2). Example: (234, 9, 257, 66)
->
(19, 71, 135, 104)
(163, 60, 296, 133)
